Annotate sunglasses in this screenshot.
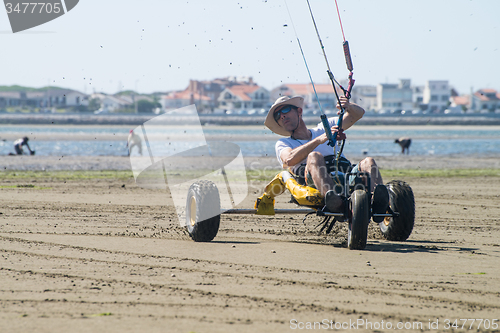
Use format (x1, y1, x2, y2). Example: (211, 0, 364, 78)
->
(273, 105, 296, 122)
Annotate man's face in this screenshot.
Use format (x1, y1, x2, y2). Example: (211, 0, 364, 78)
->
(274, 105, 299, 131)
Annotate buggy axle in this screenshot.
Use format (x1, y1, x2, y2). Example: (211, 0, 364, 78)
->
(222, 208, 315, 215)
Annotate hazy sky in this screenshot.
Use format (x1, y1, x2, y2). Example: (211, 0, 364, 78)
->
(1, 0, 498, 95)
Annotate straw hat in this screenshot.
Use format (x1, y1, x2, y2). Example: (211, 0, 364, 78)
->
(264, 96, 304, 136)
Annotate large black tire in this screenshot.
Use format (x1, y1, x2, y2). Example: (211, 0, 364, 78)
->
(348, 190, 370, 250)
(185, 180, 221, 242)
(379, 180, 415, 241)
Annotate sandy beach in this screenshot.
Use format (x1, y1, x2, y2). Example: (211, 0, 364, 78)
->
(2, 153, 500, 171)
(1, 154, 500, 332)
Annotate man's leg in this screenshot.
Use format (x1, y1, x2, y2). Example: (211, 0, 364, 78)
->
(357, 157, 382, 192)
(130, 143, 137, 155)
(305, 152, 334, 196)
(305, 152, 343, 212)
(357, 157, 389, 222)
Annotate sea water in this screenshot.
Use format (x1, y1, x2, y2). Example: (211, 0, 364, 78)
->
(0, 125, 499, 157)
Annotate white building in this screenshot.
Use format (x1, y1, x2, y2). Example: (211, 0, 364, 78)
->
(40, 89, 88, 107)
(423, 80, 450, 113)
(471, 89, 500, 112)
(412, 86, 424, 109)
(0, 89, 88, 109)
(350, 85, 377, 112)
(376, 79, 413, 113)
(90, 93, 132, 112)
(218, 84, 269, 111)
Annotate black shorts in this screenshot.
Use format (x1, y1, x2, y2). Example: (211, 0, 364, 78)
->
(295, 155, 352, 186)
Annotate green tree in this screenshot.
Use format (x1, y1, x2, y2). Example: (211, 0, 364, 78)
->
(137, 99, 161, 113)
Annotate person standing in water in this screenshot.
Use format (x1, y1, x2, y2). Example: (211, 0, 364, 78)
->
(127, 130, 142, 156)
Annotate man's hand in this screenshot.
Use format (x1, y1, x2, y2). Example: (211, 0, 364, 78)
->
(333, 126, 346, 141)
(336, 96, 350, 114)
(336, 96, 365, 130)
(318, 125, 346, 144)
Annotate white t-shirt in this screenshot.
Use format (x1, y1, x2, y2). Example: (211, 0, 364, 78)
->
(275, 117, 346, 173)
(14, 138, 24, 147)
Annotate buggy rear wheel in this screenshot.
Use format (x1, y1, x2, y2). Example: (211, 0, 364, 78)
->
(348, 189, 370, 250)
(185, 180, 220, 242)
(379, 180, 415, 241)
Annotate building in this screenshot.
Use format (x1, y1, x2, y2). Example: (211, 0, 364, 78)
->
(185, 80, 224, 111)
(160, 90, 211, 111)
(272, 83, 376, 112)
(270, 83, 342, 110)
(90, 93, 132, 112)
(448, 95, 469, 113)
(376, 79, 413, 112)
(350, 85, 377, 112)
(0, 89, 88, 109)
(0, 91, 25, 108)
(186, 77, 249, 110)
(471, 89, 500, 112)
(412, 86, 424, 110)
(161, 76, 260, 112)
(35, 89, 88, 108)
(218, 84, 270, 111)
(423, 80, 450, 113)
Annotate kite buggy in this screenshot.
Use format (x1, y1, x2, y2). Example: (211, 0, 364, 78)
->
(184, 158, 415, 250)
(184, 0, 415, 249)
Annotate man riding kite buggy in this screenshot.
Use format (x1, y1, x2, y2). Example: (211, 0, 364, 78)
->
(265, 95, 390, 222)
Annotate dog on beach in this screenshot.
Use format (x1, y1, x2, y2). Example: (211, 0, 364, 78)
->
(395, 137, 411, 154)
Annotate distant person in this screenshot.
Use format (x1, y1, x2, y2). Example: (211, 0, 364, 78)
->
(127, 130, 142, 156)
(395, 137, 411, 154)
(13, 137, 35, 155)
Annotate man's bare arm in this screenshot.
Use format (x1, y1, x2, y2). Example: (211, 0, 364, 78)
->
(280, 136, 324, 168)
(338, 97, 365, 130)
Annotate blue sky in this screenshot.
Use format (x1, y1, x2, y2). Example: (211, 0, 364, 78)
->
(1, 0, 498, 95)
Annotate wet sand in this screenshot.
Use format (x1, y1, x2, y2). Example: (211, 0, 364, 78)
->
(1, 155, 500, 332)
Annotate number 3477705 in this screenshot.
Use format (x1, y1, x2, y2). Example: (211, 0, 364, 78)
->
(444, 319, 498, 330)
(5, 3, 62, 14)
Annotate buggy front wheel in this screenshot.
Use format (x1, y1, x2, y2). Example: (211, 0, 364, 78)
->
(348, 190, 370, 250)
